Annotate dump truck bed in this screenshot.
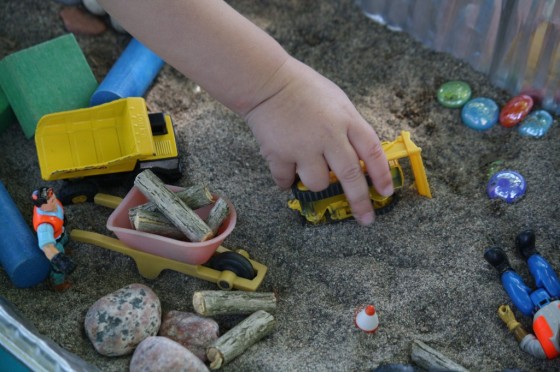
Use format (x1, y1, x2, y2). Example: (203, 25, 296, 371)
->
(35, 98, 158, 181)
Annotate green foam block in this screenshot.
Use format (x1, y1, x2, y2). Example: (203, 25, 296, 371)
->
(0, 86, 15, 134)
(0, 34, 98, 138)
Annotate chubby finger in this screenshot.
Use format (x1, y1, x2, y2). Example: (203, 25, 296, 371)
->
(324, 147, 374, 225)
(296, 157, 331, 192)
(348, 124, 393, 197)
(268, 160, 296, 190)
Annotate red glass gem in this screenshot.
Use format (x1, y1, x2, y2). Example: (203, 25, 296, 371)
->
(499, 95, 534, 128)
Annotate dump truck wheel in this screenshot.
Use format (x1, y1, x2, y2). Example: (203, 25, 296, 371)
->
(58, 181, 98, 205)
(206, 251, 256, 280)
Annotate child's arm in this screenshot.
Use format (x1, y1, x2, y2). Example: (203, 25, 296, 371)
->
(98, 0, 393, 225)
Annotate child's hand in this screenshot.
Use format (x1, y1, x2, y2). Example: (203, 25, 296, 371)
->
(245, 58, 394, 225)
(96, 1, 393, 224)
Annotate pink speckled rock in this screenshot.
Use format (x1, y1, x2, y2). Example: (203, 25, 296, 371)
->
(130, 336, 209, 372)
(84, 283, 161, 356)
(59, 6, 107, 35)
(158, 311, 219, 361)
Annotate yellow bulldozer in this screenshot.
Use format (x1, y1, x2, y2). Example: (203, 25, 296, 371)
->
(288, 130, 432, 224)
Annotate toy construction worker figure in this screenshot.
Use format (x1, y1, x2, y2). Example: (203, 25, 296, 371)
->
(484, 229, 560, 359)
(32, 187, 76, 292)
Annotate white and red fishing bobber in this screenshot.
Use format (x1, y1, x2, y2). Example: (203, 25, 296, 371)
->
(354, 304, 379, 333)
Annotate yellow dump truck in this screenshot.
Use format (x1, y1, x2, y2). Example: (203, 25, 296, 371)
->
(288, 130, 432, 224)
(35, 97, 182, 204)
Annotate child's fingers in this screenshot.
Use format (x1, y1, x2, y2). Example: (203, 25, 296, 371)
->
(267, 159, 296, 190)
(324, 146, 374, 225)
(296, 157, 331, 192)
(348, 124, 393, 197)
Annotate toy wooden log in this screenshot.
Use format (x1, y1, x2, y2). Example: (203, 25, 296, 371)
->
(410, 340, 468, 372)
(207, 310, 275, 370)
(206, 198, 229, 235)
(0, 181, 50, 287)
(128, 185, 214, 230)
(128, 184, 214, 219)
(132, 209, 186, 240)
(134, 170, 213, 242)
(193, 291, 277, 316)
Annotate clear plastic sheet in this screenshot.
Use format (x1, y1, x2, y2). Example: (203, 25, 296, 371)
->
(358, 0, 560, 114)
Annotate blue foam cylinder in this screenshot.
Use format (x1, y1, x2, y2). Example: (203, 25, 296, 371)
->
(0, 181, 50, 288)
(90, 38, 165, 106)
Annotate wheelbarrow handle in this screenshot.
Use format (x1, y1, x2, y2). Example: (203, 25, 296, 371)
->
(94, 193, 123, 209)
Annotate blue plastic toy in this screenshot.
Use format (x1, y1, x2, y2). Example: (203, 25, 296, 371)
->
(90, 38, 165, 106)
(0, 181, 50, 287)
(485, 230, 560, 359)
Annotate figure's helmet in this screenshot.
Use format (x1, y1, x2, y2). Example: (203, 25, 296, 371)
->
(31, 187, 54, 207)
(530, 288, 552, 311)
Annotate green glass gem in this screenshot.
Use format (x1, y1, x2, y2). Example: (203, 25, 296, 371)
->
(437, 81, 472, 108)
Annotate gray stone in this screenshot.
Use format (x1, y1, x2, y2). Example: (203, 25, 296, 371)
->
(84, 283, 161, 356)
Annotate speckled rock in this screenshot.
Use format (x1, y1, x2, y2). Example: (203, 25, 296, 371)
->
(130, 336, 209, 372)
(84, 283, 162, 356)
(158, 310, 219, 361)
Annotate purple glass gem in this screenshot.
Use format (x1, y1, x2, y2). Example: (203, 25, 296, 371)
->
(487, 170, 526, 203)
(461, 97, 499, 131)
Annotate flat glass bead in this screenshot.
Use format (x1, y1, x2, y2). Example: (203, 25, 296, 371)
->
(499, 95, 534, 127)
(437, 81, 472, 108)
(518, 110, 553, 138)
(486, 170, 526, 203)
(461, 97, 499, 131)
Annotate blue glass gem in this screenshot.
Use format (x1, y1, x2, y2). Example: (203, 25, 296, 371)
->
(461, 97, 499, 131)
(518, 110, 553, 138)
(487, 170, 526, 203)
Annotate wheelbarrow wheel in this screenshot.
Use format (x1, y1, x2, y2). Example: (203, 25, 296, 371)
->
(206, 251, 256, 280)
(58, 181, 98, 205)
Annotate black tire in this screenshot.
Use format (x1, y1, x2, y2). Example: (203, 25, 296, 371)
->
(374, 192, 399, 216)
(58, 180, 98, 205)
(292, 175, 374, 203)
(206, 251, 256, 280)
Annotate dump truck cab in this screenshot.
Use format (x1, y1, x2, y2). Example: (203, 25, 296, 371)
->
(288, 130, 431, 224)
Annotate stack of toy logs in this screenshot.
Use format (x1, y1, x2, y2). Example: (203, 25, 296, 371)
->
(131, 170, 229, 242)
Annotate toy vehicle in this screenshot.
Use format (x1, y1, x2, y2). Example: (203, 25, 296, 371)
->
(288, 130, 432, 224)
(34, 97, 182, 204)
(70, 186, 267, 291)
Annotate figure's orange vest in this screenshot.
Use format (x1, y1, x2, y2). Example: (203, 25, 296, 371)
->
(533, 301, 560, 359)
(33, 200, 64, 239)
